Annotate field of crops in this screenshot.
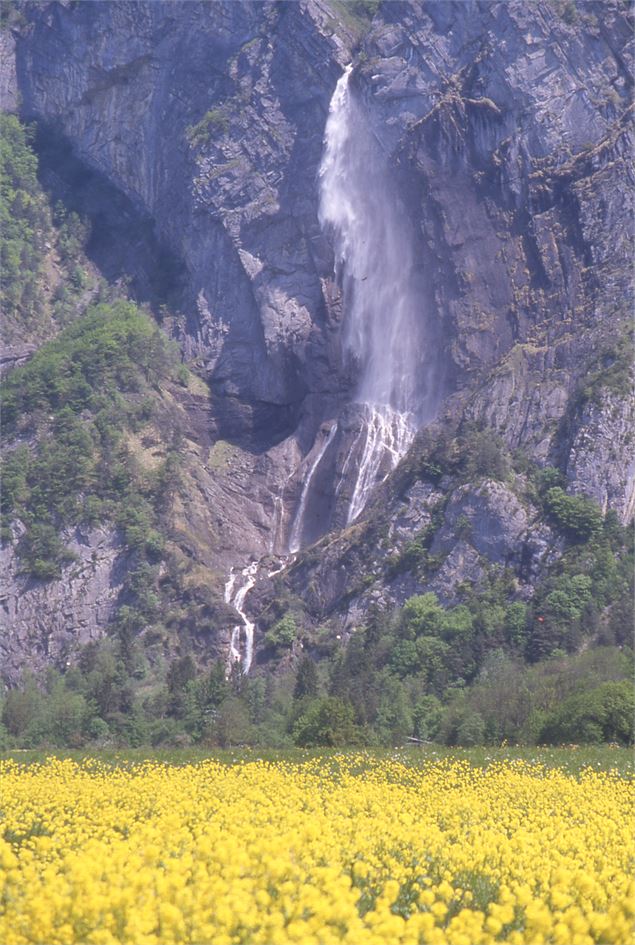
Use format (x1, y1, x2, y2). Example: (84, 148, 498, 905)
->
(0, 753, 633, 944)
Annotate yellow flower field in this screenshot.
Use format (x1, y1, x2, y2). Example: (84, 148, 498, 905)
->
(0, 756, 633, 945)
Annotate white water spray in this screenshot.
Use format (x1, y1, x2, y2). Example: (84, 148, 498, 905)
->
(319, 66, 427, 521)
(224, 562, 258, 674)
(347, 405, 413, 523)
(288, 423, 338, 553)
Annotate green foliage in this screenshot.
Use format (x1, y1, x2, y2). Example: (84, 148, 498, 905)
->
(543, 487, 603, 541)
(386, 535, 429, 577)
(576, 331, 634, 405)
(54, 203, 89, 264)
(412, 695, 443, 741)
(400, 593, 444, 638)
(530, 518, 633, 659)
(389, 640, 420, 677)
(329, 0, 380, 36)
(0, 1, 27, 28)
(551, 0, 579, 24)
(533, 465, 565, 494)
(374, 677, 413, 742)
(1, 300, 181, 582)
(540, 681, 635, 746)
(322, 510, 632, 748)
(455, 709, 486, 747)
(214, 696, 252, 747)
(544, 574, 592, 623)
(186, 108, 229, 149)
(265, 614, 297, 650)
(0, 115, 50, 327)
(2, 300, 177, 430)
(438, 648, 634, 746)
(293, 656, 319, 700)
(293, 697, 362, 747)
(385, 507, 444, 577)
(350, 0, 380, 17)
(442, 604, 474, 639)
(17, 523, 77, 580)
(505, 602, 528, 647)
(461, 426, 510, 481)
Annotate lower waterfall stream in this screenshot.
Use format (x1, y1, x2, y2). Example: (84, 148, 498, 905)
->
(288, 422, 338, 554)
(224, 562, 258, 675)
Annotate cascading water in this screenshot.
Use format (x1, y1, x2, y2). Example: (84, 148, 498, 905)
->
(288, 422, 338, 553)
(319, 65, 429, 522)
(346, 405, 413, 524)
(224, 562, 258, 674)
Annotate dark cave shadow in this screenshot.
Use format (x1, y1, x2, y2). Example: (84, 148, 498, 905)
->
(33, 122, 189, 317)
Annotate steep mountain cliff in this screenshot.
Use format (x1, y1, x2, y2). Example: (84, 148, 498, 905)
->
(1, 0, 633, 725)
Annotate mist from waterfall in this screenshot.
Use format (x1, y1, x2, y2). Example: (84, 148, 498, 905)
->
(319, 65, 430, 522)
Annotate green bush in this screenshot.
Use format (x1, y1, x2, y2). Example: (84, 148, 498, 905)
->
(462, 427, 510, 481)
(17, 523, 77, 580)
(389, 640, 420, 677)
(413, 695, 443, 741)
(441, 604, 474, 639)
(456, 709, 486, 746)
(440, 702, 486, 746)
(544, 487, 603, 541)
(576, 330, 633, 405)
(293, 697, 361, 747)
(265, 614, 297, 650)
(401, 593, 444, 638)
(1, 300, 177, 430)
(505, 602, 528, 646)
(540, 681, 635, 746)
(293, 657, 319, 700)
(186, 108, 229, 148)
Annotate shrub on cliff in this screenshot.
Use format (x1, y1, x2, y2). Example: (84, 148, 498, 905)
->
(544, 487, 603, 541)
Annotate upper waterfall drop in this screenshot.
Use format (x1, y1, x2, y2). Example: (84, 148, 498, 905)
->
(319, 65, 429, 522)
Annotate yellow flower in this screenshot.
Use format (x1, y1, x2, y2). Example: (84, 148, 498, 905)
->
(0, 755, 631, 944)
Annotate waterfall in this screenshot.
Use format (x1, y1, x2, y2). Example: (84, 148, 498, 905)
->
(270, 495, 284, 553)
(224, 562, 258, 674)
(288, 422, 338, 553)
(319, 65, 427, 521)
(347, 404, 413, 524)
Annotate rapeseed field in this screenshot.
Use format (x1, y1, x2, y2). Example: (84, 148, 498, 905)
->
(0, 755, 632, 944)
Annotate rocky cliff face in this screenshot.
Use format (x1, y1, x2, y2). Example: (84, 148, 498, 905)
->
(1, 0, 633, 679)
(16, 0, 352, 443)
